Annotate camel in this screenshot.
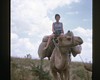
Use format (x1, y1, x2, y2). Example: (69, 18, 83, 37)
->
(50, 31, 83, 80)
(38, 31, 83, 61)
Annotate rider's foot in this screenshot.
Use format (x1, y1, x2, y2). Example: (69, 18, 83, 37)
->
(43, 47, 48, 50)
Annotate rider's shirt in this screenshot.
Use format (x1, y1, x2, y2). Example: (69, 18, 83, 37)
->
(53, 22, 63, 33)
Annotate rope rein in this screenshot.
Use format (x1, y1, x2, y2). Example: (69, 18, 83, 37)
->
(79, 54, 86, 66)
(52, 38, 59, 48)
(79, 54, 90, 80)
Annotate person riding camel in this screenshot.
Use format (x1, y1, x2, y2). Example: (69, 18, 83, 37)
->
(43, 14, 64, 50)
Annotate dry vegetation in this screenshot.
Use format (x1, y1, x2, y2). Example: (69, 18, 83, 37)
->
(11, 57, 92, 80)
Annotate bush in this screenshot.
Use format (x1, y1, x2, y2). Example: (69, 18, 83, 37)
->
(31, 63, 51, 80)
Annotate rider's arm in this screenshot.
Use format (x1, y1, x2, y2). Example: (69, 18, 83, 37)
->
(62, 23, 64, 33)
(52, 23, 55, 33)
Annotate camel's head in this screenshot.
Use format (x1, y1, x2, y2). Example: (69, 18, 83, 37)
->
(58, 30, 83, 47)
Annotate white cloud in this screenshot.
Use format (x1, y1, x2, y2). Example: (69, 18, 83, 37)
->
(72, 27, 92, 37)
(66, 11, 79, 15)
(11, 33, 19, 40)
(42, 0, 80, 10)
(71, 27, 92, 62)
(11, 36, 36, 58)
(11, 33, 19, 44)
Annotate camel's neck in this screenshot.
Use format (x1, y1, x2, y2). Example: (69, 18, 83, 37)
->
(59, 47, 70, 54)
(59, 47, 70, 61)
(54, 46, 70, 69)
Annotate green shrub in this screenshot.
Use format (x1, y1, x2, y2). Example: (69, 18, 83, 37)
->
(31, 63, 51, 80)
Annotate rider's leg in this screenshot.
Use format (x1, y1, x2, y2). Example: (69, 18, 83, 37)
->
(57, 33, 64, 42)
(59, 33, 64, 38)
(56, 33, 64, 45)
(44, 34, 55, 50)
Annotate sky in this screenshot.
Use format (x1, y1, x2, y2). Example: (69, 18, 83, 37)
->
(11, 0, 92, 62)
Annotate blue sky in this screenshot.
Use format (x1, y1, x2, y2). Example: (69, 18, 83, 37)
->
(48, 0, 92, 30)
(11, 0, 92, 62)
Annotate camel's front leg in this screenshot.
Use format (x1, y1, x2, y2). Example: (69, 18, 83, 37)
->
(67, 69, 70, 80)
(63, 69, 70, 80)
(59, 72, 64, 80)
(51, 69, 58, 80)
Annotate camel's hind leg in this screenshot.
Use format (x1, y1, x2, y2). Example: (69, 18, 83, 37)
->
(51, 69, 58, 80)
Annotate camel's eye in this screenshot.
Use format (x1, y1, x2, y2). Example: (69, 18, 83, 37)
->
(65, 36, 71, 41)
(67, 37, 71, 41)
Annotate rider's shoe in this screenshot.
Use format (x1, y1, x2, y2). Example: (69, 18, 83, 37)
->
(43, 46, 48, 50)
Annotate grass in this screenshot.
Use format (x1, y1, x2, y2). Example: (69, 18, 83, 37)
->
(11, 57, 92, 80)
